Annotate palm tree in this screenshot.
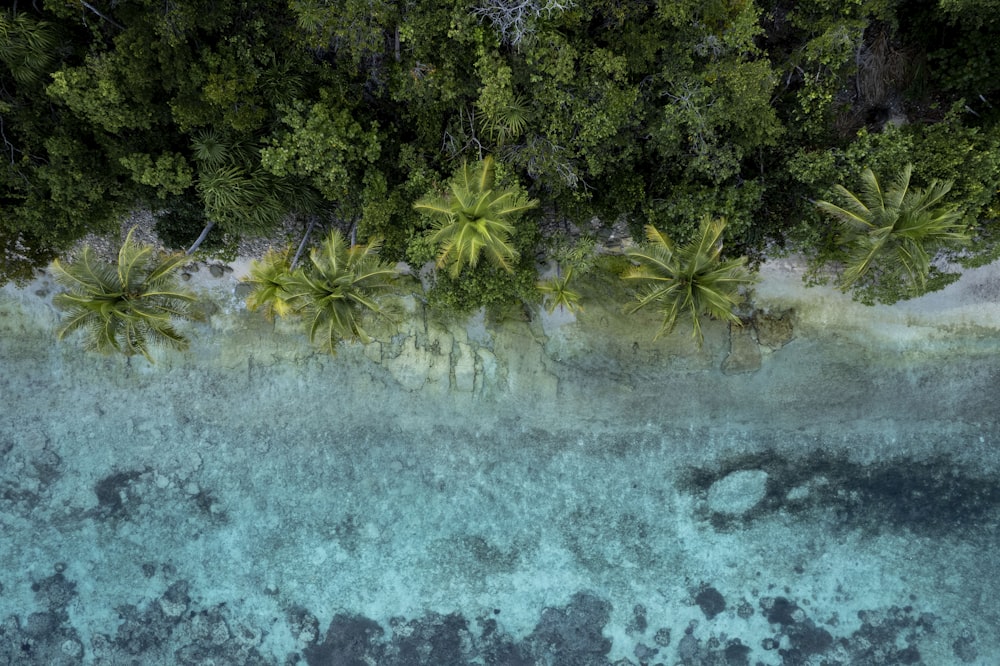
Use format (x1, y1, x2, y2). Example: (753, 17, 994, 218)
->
(815, 164, 969, 299)
(51, 228, 197, 362)
(278, 229, 397, 354)
(243, 247, 294, 321)
(413, 156, 538, 278)
(624, 216, 754, 344)
(478, 93, 530, 146)
(0, 11, 58, 86)
(538, 235, 595, 315)
(538, 267, 583, 314)
(187, 130, 312, 255)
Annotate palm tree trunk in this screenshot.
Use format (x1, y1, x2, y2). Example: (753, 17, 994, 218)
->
(291, 216, 318, 269)
(185, 220, 216, 255)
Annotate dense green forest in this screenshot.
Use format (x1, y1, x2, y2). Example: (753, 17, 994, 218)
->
(2, 0, 1000, 308)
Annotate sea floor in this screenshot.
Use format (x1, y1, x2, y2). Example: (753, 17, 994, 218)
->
(1, 262, 999, 666)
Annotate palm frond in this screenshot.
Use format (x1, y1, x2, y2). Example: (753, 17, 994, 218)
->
(117, 228, 154, 290)
(883, 163, 913, 212)
(244, 248, 294, 319)
(488, 190, 539, 217)
(624, 218, 754, 345)
(815, 165, 970, 299)
(816, 193, 873, 232)
(413, 198, 456, 219)
(191, 128, 231, 167)
(414, 156, 535, 278)
(145, 252, 190, 288)
(52, 247, 119, 296)
(51, 231, 197, 361)
(685, 216, 725, 265)
(0, 12, 58, 85)
(475, 156, 495, 193)
(858, 167, 887, 212)
(261, 230, 396, 354)
(54, 305, 95, 341)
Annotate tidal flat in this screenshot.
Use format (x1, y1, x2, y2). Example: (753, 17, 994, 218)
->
(1, 259, 998, 665)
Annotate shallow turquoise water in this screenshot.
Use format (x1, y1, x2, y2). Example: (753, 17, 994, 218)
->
(1, 275, 999, 665)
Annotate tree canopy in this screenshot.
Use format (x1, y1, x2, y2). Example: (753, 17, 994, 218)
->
(1, 0, 998, 308)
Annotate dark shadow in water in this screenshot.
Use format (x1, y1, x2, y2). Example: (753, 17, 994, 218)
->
(679, 450, 1000, 538)
(4, 570, 984, 665)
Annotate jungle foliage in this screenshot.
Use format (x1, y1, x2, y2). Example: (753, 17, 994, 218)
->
(2, 0, 999, 310)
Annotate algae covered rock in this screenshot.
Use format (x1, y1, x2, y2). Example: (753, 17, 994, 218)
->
(754, 310, 795, 349)
(722, 325, 761, 374)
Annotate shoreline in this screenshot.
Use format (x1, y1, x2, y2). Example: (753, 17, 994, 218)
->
(755, 255, 1000, 327)
(10, 246, 1000, 343)
(40, 211, 1000, 353)
(157, 238, 1000, 342)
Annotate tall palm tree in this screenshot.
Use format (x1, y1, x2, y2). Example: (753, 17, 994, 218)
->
(624, 216, 754, 345)
(815, 164, 969, 298)
(278, 229, 397, 354)
(413, 156, 538, 278)
(51, 228, 197, 362)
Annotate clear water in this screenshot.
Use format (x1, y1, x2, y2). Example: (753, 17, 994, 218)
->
(1, 266, 999, 665)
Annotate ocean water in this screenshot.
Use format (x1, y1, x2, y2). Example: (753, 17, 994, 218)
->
(1, 265, 999, 665)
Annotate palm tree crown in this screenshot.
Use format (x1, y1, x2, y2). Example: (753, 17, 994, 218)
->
(815, 164, 969, 299)
(51, 227, 197, 361)
(243, 247, 294, 320)
(539, 267, 583, 314)
(414, 156, 538, 278)
(624, 216, 754, 344)
(279, 229, 397, 354)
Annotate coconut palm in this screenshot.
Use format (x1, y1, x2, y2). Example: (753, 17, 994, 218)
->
(624, 216, 754, 345)
(243, 247, 294, 321)
(538, 267, 583, 314)
(815, 164, 969, 298)
(279, 229, 397, 354)
(51, 228, 197, 362)
(414, 156, 538, 278)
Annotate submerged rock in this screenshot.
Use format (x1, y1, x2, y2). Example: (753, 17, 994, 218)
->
(305, 613, 384, 665)
(753, 310, 794, 349)
(528, 591, 612, 666)
(695, 586, 726, 619)
(721, 325, 761, 374)
(707, 469, 769, 516)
